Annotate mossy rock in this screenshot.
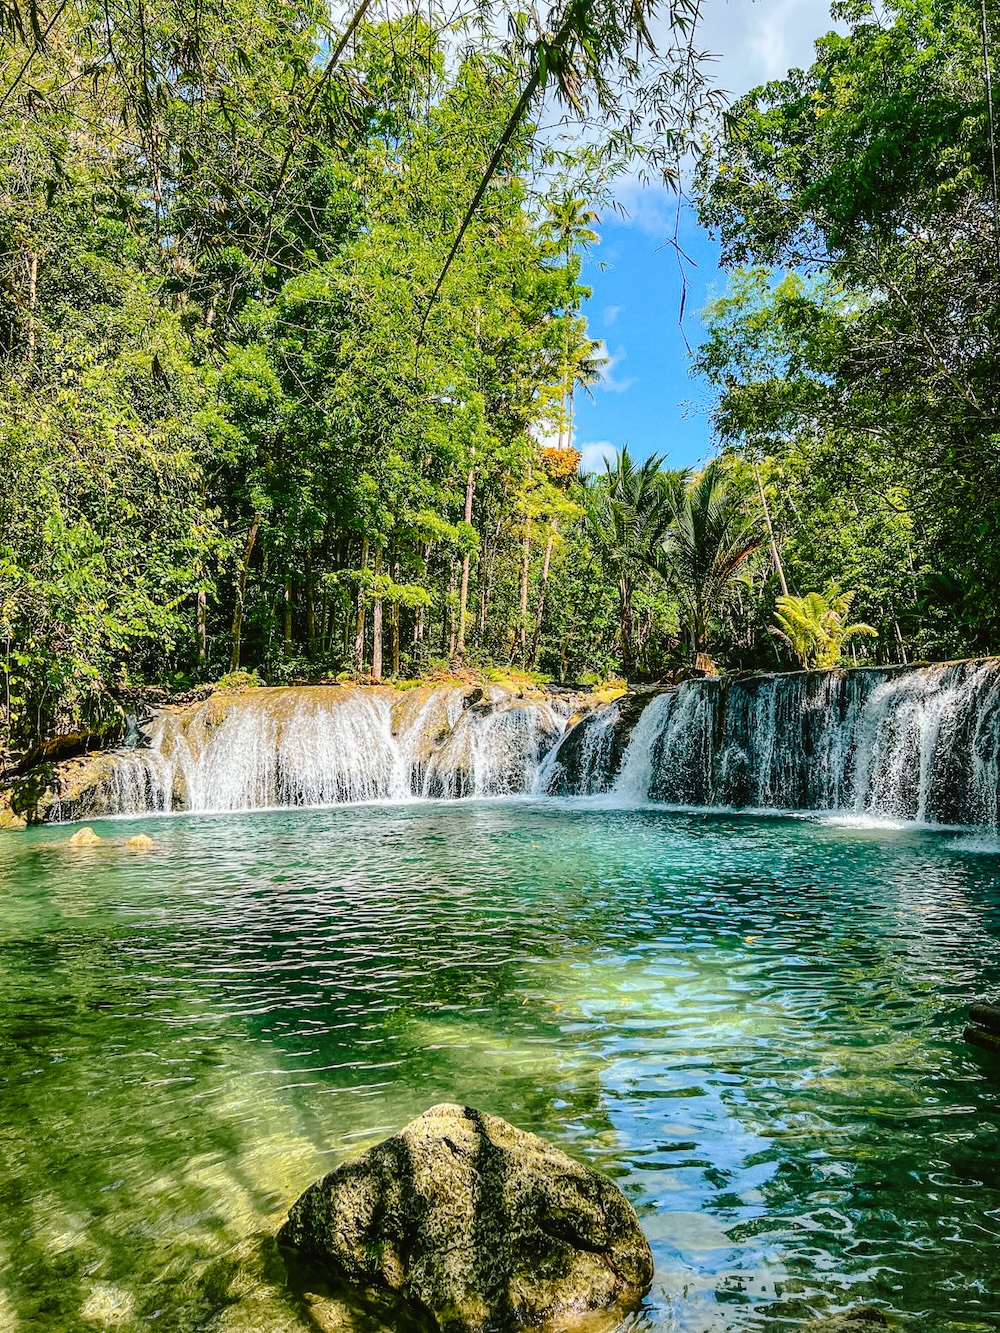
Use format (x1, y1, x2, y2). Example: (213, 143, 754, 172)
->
(278, 1104, 653, 1333)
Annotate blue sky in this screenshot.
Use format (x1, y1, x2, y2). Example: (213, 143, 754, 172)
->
(572, 0, 838, 472)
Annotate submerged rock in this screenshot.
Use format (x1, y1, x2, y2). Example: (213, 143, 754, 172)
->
(68, 826, 101, 845)
(125, 834, 154, 849)
(278, 1103, 653, 1333)
(802, 1310, 889, 1331)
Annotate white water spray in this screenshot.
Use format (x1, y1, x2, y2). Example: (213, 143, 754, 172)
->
(57, 686, 577, 818)
(584, 661, 1000, 826)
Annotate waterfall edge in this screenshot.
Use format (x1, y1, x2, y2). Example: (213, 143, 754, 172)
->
(19, 682, 599, 822)
(13, 661, 1000, 830)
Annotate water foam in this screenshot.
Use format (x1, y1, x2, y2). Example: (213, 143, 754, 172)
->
(61, 686, 576, 818)
(591, 662, 1000, 828)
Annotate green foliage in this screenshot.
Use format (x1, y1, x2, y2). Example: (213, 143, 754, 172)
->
(8, 0, 1000, 755)
(575, 450, 768, 673)
(212, 671, 262, 693)
(772, 587, 878, 670)
(582, 449, 678, 673)
(1, 3, 643, 754)
(659, 461, 765, 667)
(696, 0, 1000, 662)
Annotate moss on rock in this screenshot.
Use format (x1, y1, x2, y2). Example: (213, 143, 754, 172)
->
(278, 1104, 653, 1333)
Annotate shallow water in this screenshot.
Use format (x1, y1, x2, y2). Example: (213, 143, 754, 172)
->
(2, 800, 1000, 1331)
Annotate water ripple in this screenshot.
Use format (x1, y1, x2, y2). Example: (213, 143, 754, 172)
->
(1, 802, 1000, 1330)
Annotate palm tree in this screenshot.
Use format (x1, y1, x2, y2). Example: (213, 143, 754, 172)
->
(543, 194, 600, 450)
(659, 461, 764, 671)
(772, 586, 877, 669)
(585, 448, 678, 676)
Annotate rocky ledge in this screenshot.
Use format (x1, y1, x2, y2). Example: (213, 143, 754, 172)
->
(278, 1103, 653, 1333)
(2, 681, 604, 824)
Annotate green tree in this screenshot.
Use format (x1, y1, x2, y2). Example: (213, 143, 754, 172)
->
(697, 0, 1000, 659)
(543, 194, 601, 450)
(583, 449, 678, 677)
(660, 461, 764, 671)
(772, 586, 877, 670)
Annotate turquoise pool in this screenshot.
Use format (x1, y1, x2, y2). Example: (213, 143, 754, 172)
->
(2, 800, 999, 1330)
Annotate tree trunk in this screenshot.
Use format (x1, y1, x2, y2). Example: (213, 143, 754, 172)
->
(305, 545, 316, 658)
(618, 577, 633, 679)
(414, 543, 430, 646)
(478, 491, 508, 642)
(457, 466, 475, 657)
(559, 240, 572, 449)
(755, 465, 789, 597)
(446, 562, 458, 658)
(371, 598, 383, 680)
(371, 548, 383, 682)
(559, 331, 571, 449)
(693, 612, 717, 674)
(197, 589, 207, 666)
(529, 521, 557, 666)
(894, 619, 908, 664)
(26, 252, 38, 364)
(229, 515, 261, 672)
(354, 537, 370, 674)
(392, 557, 401, 678)
(283, 577, 293, 648)
(331, 594, 341, 655)
(518, 526, 531, 662)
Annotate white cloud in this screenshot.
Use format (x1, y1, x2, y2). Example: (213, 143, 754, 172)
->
(578, 441, 619, 474)
(532, 424, 562, 451)
(603, 304, 623, 326)
(609, 175, 677, 237)
(602, 1, 841, 230)
(696, 0, 838, 98)
(594, 341, 633, 393)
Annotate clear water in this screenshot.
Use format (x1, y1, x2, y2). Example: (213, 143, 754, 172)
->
(2, 800, 1000, 1332)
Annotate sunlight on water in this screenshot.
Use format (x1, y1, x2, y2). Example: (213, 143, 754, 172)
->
(2, 802, 1000, 1331)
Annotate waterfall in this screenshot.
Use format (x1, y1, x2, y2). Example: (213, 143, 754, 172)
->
(558, 660, 1000, 827)
(613, 692, 678, 801)
(44, 662, 1000, 827)
(51, 685, 578, 819)
(536, 698, 625, 795)
(423, 699, 565, 798)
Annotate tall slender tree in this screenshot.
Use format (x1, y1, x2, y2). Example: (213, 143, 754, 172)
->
(584, 449, 677, 677)
(659, 462, 764, 671)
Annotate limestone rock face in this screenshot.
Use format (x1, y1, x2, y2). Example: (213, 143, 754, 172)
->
(278, 1103, 653, 1333)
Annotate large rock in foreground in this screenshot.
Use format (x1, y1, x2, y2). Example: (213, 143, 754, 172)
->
(278, 1103, 653, 1333)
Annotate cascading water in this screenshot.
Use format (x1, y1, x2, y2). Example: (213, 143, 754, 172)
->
(52, 685, 580, 819)
(613, 690, 683, 801)
(423, 701, 564, 798)
(540, 660, 1000, 826)
(534, 697, 624, 795)
(42, 661, 1000, 827)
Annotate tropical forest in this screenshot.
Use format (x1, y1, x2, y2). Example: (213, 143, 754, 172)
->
(4, 2, 1000, 1332)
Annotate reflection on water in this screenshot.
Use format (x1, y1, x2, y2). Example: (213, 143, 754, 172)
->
(2, 801, 1000, 1331)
